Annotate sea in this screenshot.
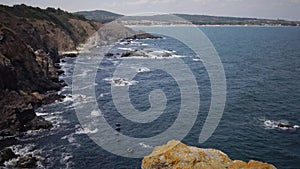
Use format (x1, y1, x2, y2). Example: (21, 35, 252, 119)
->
(0, 26, 300, 169)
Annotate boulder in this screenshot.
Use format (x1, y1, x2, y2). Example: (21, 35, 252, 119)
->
(105, 52, 114, 57)
(0, 148, 18, 166)
(24, 116, 53, 131)
(142, 140, 277, 169)
(16, 154, 37, 168)
(0, 91, 55, 136)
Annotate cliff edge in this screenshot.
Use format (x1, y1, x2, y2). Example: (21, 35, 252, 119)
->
(0, 4, 101, 136)
(142, 140, 276, 169)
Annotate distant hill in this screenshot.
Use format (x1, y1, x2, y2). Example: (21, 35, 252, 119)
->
(75, 10, 123, 23)
(76, 10, 300, 26)
(175, 14, 300, 26)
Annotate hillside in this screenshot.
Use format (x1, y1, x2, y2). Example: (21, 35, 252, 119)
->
(0, 4, 101, 136)
(76, 10, 300, 26)
(175, 14, 300, 26)
(75, 10, 122, 23)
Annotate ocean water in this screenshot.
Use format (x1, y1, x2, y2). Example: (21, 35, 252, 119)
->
(1, 26, 300, 169)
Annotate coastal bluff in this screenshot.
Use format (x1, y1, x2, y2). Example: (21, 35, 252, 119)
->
(142, 140, 276, 169)
(0, 4, 101, 136)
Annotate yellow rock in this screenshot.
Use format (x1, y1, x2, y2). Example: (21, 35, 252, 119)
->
(31, 92, 44, 100)
(142, 140, 276, 169)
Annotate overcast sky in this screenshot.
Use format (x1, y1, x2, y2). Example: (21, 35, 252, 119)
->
(1, 0, 300, 21)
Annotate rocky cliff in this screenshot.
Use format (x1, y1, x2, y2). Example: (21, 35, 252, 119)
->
(0, 4, 101, 136)
(142, 140, 276, 169)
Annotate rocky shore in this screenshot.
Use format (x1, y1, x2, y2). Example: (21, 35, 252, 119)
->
(0, 4, 101, 136)
(142, 140, 276, 169)
(0, 4, 102, 166)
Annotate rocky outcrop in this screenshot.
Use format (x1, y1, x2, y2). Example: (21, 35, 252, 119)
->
(0, 4, 101, 136)
(121, 49, 173, 58)
(0, 148, 18, 166)
(124, 32, 162, 40)
(0, 147, 42, 167)
(15, 154, 38, 168)
(142, 140, 276, 169)
(0, 91, 57, 136)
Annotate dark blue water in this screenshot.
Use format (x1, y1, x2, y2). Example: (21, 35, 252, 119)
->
(1, 26, 299, 169)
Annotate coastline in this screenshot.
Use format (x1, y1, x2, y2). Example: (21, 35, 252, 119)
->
(0, 4, 101, 167)
(126, 24, 300, 28)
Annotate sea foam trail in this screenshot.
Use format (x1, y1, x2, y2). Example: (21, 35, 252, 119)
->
(104, 78, 138, 87)
(263, 119, 299, 130)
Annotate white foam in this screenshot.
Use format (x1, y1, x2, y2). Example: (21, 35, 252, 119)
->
(193, 58, 203, 62)
(104, 78, 138, 87)
(60, 153, 74, 169)
(36, 112, 48, 116)
(118, 42, 131, 45)
(61, 133, 76, 143)
(136, 67, 150, 73)
(112, 60, 120, 66)
(99, 93, 110, 98)
(5, 144, 46, 168)
(75, 83, 97, 90)
(70, 95, 94, 109)
(264, 120, 275, 128)
(36, 161, 46, 169)
(4, 158, 18, 168)
(25, 129, 45, 135)
(263, 119, 298, 130)
(139, 143, 153, 149)
(9, 144, 36, 155)
(59, 62, 67, 67)
(72, 69, 92, 78)
(72, 94, 88, 101)
(118, 47, 133, 51)
(44, 113, 70, 130)
(91, 110, 102, 117)
(75, 127, 98, 134)
(121, 49, 184, 60)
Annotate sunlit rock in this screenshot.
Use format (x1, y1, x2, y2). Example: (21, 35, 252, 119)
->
(142, 140, 276, 169)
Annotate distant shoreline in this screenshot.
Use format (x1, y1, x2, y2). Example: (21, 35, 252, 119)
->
(126, 24, 300, 27)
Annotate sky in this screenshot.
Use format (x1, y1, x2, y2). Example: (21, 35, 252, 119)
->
(1, 0, 300, 21)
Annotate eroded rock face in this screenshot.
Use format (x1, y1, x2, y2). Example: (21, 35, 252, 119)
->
(0, 91, 54, 135)
(142, 140, 276, 169)
(0, 4, 100, 136)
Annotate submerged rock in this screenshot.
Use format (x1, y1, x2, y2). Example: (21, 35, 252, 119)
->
(142, 140, 276, 169)
(105, 52, 114, 57)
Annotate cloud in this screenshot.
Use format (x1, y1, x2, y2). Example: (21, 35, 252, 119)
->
(287, 0, 300, 2)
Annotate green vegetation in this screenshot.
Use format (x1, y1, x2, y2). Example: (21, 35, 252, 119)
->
(75, 10, 122, 23)
(0, 4, 92, 38)
(0, 4, 101, 46)
(75, 9, 300, 26)
(0, 4, 88, 21)
(175, 14, 300, 26)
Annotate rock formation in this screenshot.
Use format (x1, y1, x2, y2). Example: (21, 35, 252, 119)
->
(142, 140, 276, 169)
(0, 4, 101, 136)
(0, 148, 18, 166)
